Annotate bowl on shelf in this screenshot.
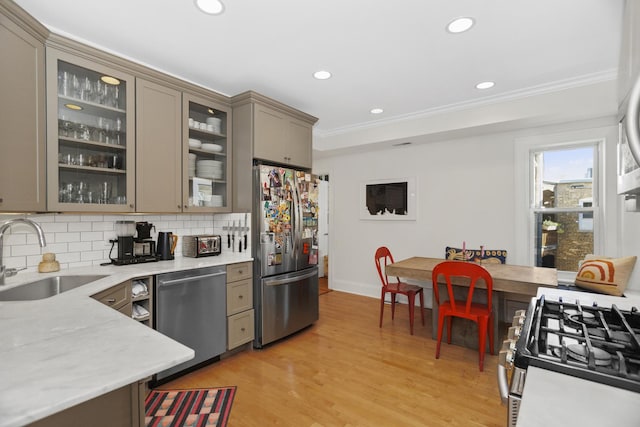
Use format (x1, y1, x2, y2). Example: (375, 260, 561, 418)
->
(201, 143, 223, 152)
(188, 138, 202, 148)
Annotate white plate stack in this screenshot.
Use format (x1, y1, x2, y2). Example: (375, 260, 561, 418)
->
(207, 194, 223, 207)
(196, 159, 223, 180)
(201, 143, 223, 152)
(188, 153, 197, 177)
(206, 117, 222, 134)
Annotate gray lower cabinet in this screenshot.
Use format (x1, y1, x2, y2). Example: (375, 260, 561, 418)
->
(226, 261, 255, 349)
(28, 382, 145, 427)
(91, 280, 132, 317)
(0, 3, 47, 212)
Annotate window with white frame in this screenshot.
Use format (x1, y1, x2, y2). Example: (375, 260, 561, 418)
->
(530, 144, 598, 272)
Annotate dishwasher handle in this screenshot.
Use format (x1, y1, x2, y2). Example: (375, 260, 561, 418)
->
(158, 271, 226, 286)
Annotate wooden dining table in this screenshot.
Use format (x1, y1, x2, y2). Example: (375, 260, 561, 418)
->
(385, 257, 558, 352)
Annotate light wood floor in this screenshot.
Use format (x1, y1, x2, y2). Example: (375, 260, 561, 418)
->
(156, 291, 507, 426)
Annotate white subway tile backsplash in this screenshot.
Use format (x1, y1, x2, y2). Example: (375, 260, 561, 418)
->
(56, 251, 81, 264)
(0, 212, 249, 274)
(92, 222, 115, 232)
(54, 215, 81, 223)
(4, 234, 26, 245)
(55, 232, 81, 243)
(68, 222, 92, 232)
(11, 244, 43, 257)
(80, 231, 104, 242)
(81, 250, 105, 262)
(80, 215, 104, 222)
(40, 222, 68, 233)
(68, 241, 93, 252)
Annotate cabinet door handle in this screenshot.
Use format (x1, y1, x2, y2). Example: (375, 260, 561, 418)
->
(106, 298, 116, 304)
(238, 295, 243, 299)
(241, 327, 245, 332)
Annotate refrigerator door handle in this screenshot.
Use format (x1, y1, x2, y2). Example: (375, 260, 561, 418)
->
(293, 172, 303, 258)
(265, 269, 318, 286)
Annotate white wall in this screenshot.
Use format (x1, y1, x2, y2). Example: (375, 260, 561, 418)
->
(314, 118, 640, 304)
(314, 131, 516, 305)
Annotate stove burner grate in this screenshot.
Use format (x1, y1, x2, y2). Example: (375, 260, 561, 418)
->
(566, 343, 612, 367)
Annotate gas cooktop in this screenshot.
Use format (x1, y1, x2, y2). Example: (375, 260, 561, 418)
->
(515, 294, 640, 393)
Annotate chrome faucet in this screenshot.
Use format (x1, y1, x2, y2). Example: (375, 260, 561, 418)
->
(0, 218, 46, 285)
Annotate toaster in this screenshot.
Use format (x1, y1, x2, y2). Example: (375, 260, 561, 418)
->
(182, 235, 222, 257)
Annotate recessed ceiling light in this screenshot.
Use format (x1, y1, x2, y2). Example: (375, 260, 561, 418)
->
(475, 81, 495, 90)
(313, 70, 332, 80)
(370, 108, 384, 114)
(100, 75, 120, 85)
(195, 0, 225, 15)
(447, 17, 475, 34)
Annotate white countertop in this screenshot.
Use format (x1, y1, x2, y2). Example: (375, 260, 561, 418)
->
(0, 253, 252, 427)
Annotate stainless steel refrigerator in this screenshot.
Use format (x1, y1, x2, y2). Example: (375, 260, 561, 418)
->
(253, 163, 319, 348)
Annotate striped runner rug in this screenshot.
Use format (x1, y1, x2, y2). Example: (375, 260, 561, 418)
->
(145, 387, 236, 427)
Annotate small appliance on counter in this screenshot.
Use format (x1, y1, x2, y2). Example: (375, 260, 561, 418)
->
(156, 232, 178, 261)
(182, 235, 222, 257)
(108, 220, 158, 265)
(134, 221, 156, 258)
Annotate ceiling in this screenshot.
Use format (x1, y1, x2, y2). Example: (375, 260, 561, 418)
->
(13, 0, 624, 151)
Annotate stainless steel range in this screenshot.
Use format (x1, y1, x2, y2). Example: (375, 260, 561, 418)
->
(498, 288, 640, 426)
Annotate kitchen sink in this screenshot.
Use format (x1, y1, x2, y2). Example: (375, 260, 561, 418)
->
(0, 275, 107, 301)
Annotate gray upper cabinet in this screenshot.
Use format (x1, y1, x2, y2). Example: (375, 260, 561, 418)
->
(46, 47, 136, 212)
(231, 91, 317, 211)
(183, 93, 232, 212)
(0, 4, 47, 212)
(136, 78, 182, 212)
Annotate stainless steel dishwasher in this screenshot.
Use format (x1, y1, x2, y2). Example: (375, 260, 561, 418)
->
(154, 265, 226, 382)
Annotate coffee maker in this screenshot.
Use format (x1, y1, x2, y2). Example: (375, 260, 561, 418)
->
(112, 220, 135, 264)
(134, 221, 156, 259)
(110, 220, 158, 265)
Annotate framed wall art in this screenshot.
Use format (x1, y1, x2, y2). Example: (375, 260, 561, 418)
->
(359, 177, 417, 220)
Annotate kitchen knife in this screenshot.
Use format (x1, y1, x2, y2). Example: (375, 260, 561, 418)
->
(244, 213, 248, 250)
(227, 225, 230, 248)
(231, 220, 235, 252)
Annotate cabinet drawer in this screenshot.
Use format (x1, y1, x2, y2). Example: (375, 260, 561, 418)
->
(92, 281, 131, 311)
(227, 262, 252, 282)
(227, 278, 253, 315)
(227, 309, 254, 350)
(118, 303, 133, 318)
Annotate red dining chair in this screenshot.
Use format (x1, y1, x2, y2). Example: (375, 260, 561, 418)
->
(432, 261, 494, 371)
(375, 246, 425, 335)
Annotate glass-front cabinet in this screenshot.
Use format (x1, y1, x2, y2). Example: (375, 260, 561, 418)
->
(183, 94, 231, 212)
(46, 48, 135, 212)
